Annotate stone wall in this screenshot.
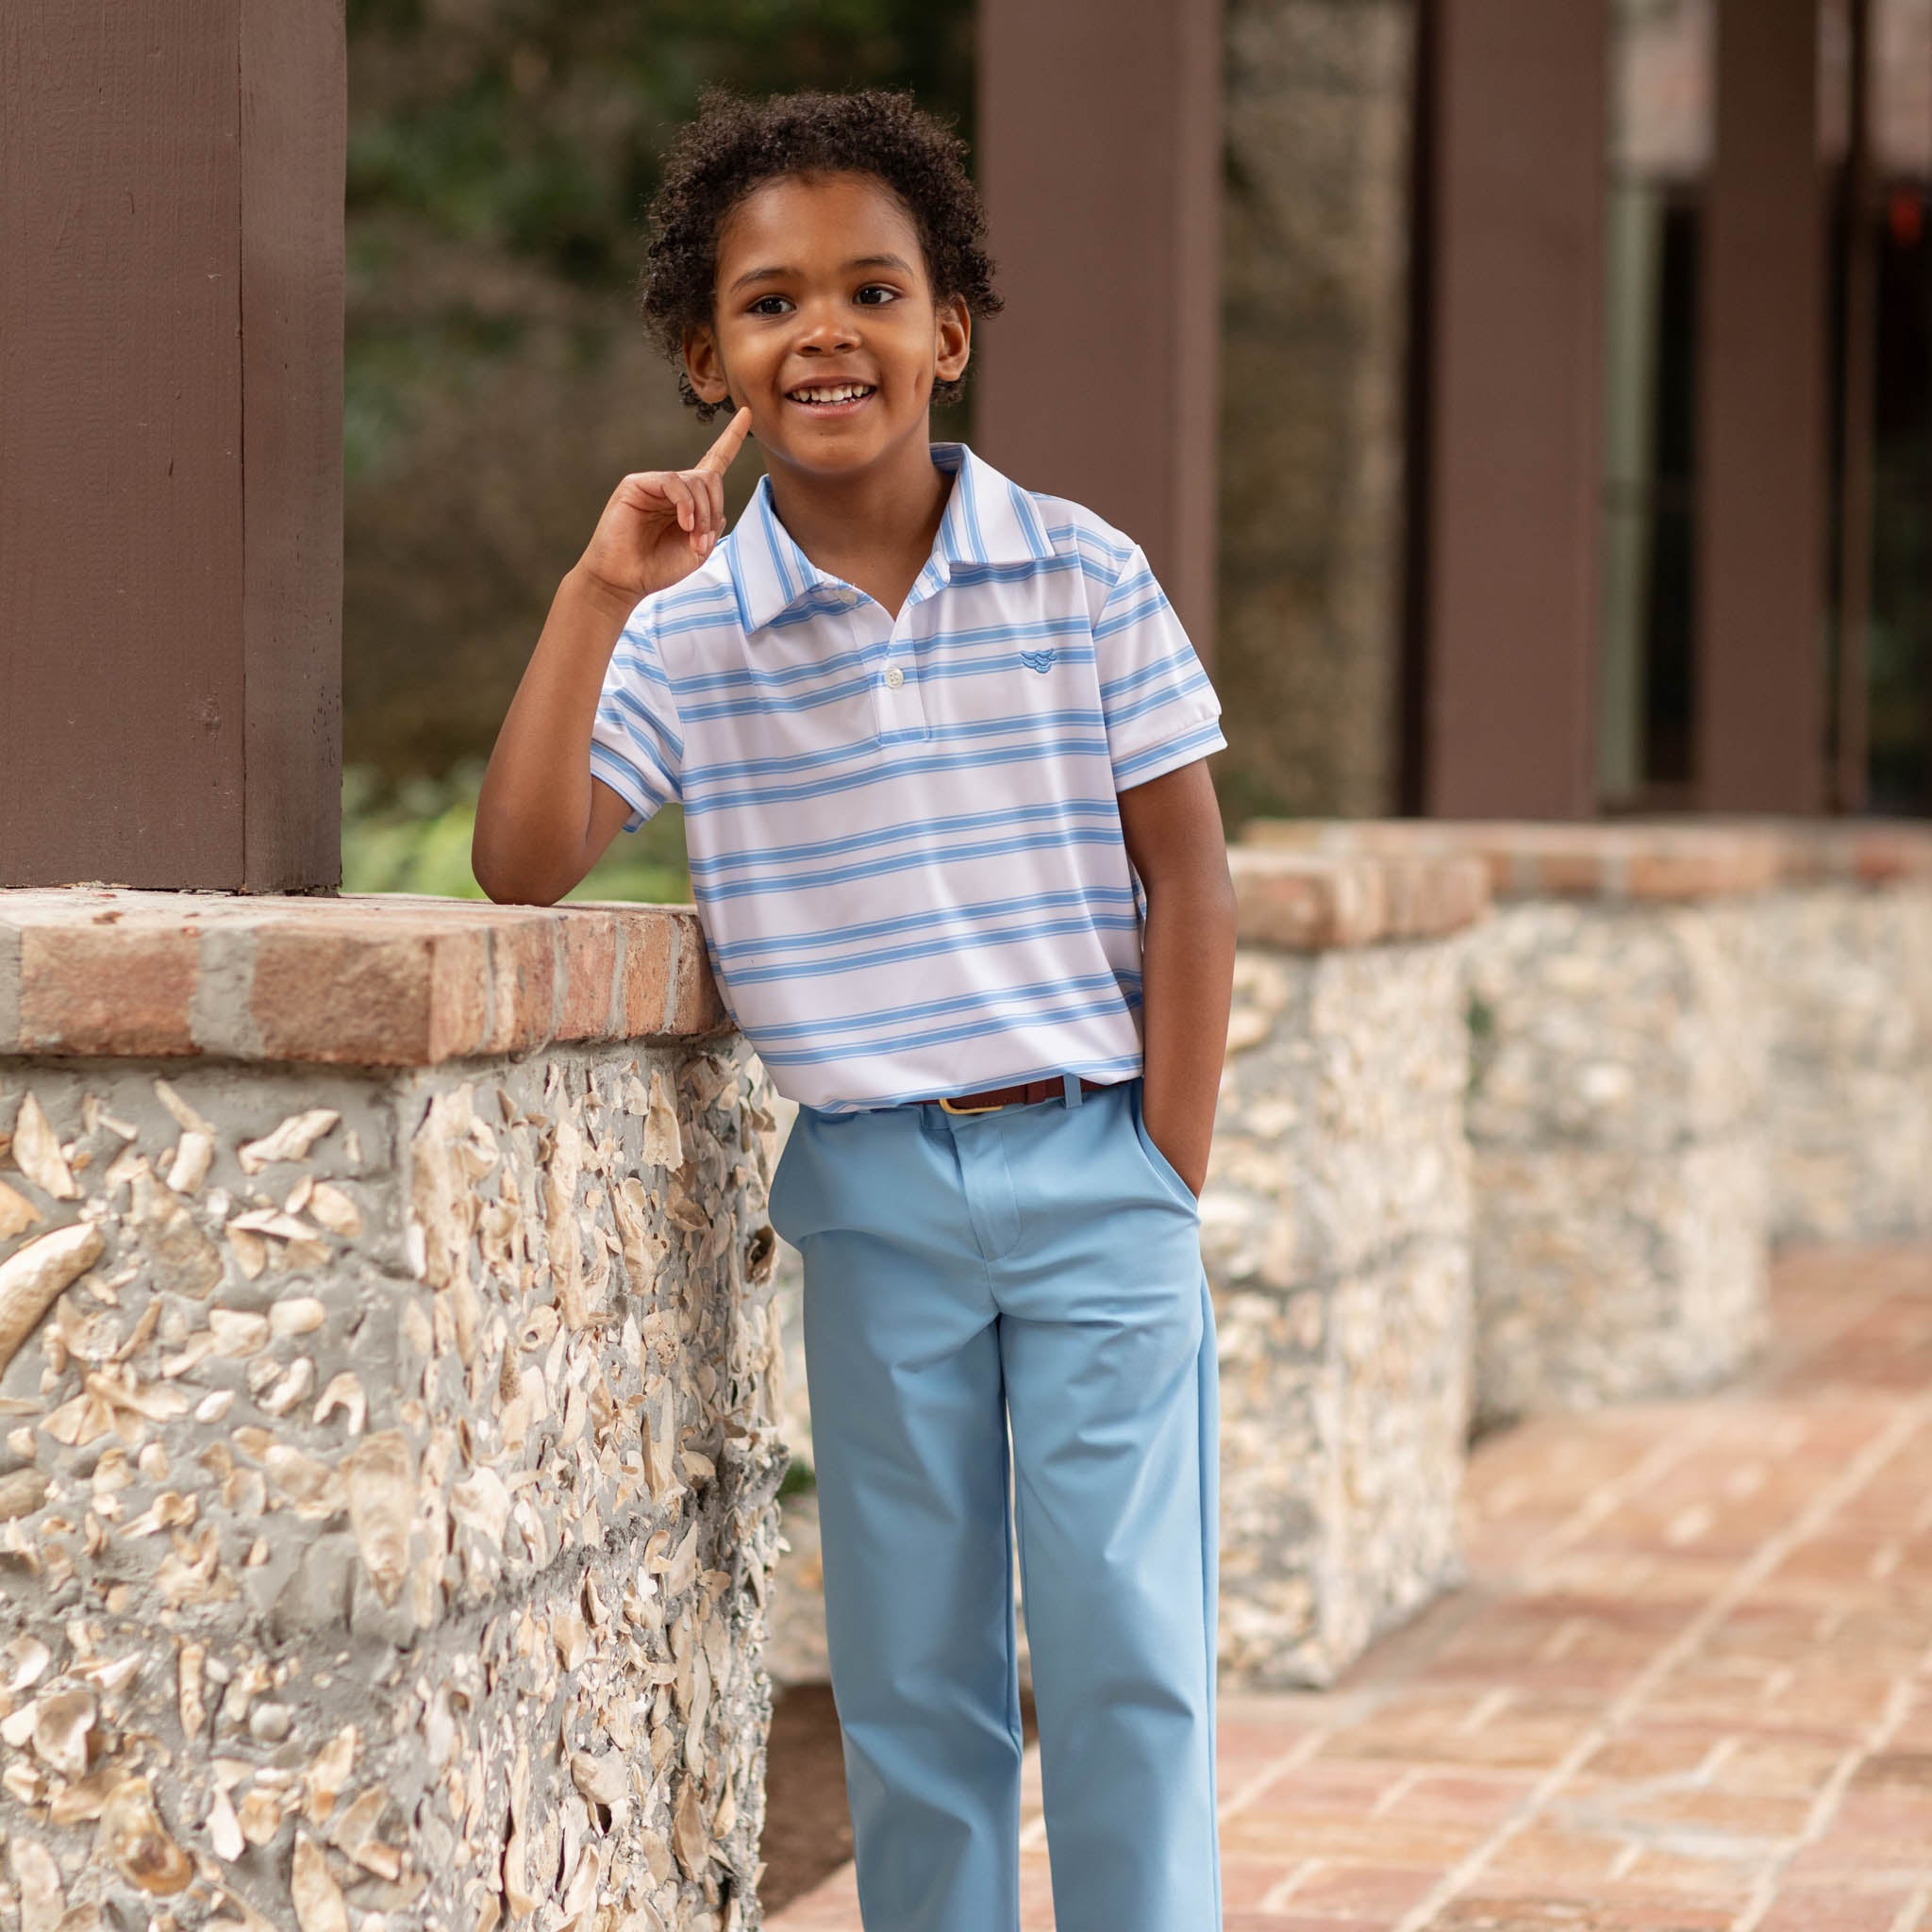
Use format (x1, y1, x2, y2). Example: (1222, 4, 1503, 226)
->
(1749, 824, 1932, 1244)
(1461, 894, 1771, 1424)
(1244, 822, 1790, 1430)
(0, 892, 789, 1932)
(749, 1119, 827, 1697)
(1246, 816, 1932, 1244)
(1212, 849, 1487, 1687)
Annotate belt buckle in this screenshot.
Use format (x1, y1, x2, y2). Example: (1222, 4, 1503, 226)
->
(937, 1094, 1004, 1115)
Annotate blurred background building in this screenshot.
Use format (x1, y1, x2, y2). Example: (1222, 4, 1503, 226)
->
(1393, 0, 1932, 823)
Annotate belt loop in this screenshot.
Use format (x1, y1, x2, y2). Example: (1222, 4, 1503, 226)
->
(1061, 1071, 1084, 1109)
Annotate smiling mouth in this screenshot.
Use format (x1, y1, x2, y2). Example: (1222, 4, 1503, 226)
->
(785, 383, 876, 411)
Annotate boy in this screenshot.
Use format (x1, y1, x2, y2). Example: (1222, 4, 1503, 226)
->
(474, 87, 1237, 1932)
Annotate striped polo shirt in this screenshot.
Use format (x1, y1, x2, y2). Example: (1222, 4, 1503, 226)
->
(588, 441, 1225, 1113)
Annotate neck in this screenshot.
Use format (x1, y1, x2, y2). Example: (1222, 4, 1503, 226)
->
(761, 424, 951, 577)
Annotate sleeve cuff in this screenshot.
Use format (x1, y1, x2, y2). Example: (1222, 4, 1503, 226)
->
(589, 741, 666, 834)
(1111, 711, 1227, 791)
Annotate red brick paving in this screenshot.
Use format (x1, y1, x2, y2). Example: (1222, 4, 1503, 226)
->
(767, 1243, 1932, 1929)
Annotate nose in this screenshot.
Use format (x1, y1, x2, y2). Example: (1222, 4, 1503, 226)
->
(794, 296, 858, 353)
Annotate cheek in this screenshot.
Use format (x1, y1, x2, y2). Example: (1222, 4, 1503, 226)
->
(878, 322, 941, 375)
(714, 321, 780, 375)
(732, 335, 783, 378)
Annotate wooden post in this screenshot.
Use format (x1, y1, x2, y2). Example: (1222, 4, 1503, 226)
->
(1417, 0, 1610, 819)
(1698, 0, 1827, 811)
(976, 0, 1224, 655)
(0, 0, 345, 891)
(1832, 0, 1876, 812)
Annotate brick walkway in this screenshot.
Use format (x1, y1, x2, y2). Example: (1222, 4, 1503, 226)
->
(768, 1243, 1932, 1930)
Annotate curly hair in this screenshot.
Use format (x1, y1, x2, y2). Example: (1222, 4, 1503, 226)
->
(637, 88, 1004, 421)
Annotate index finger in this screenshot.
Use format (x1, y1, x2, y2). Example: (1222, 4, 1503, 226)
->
(696, 403, 753, 476)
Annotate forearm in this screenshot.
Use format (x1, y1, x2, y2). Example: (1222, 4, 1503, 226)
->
(473, 565, 635, 903)
(1138, 867, 1239, 1196)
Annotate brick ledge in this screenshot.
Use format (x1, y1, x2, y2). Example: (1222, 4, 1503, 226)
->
(1231, 848, 1491, 950)
(1702, 815, 1932, 886)
(1243, 816, 1932, 898)
(1241, 819, 1794, 901)
(0, 890, 728, 1065)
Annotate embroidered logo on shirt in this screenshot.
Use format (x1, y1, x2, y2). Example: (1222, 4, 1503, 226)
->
(1020, 648, 1056, 674)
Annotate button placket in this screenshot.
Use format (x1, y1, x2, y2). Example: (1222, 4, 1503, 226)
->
(873, 605, 928, 739)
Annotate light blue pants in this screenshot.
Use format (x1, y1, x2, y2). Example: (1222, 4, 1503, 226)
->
(768, 1073, 1223, 1932)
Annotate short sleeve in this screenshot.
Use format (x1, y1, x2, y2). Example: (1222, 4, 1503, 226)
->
(590, 608, 685, 833)
(1092, 544, 1226, 791)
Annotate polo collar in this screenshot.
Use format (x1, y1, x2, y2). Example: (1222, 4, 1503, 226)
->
(727, 441, 1055, 635)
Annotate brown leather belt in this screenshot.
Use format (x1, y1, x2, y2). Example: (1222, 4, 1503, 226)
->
(923, 1075, 1116, 1115)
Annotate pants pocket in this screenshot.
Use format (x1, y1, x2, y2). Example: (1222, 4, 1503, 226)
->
(1129, 1079, 1202, 1217)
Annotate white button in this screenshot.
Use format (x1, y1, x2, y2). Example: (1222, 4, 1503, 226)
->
(883, 666, 905, 689)
(837, 587, 859, 607)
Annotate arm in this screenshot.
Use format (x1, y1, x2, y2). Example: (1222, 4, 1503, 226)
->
(472, 569, 644, 906)
(472, 405, 753, 906)
(1117, 758, 1237, 1198)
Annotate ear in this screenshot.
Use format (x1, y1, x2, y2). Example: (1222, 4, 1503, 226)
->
(934, 293, 971, 385)
(683, 325, 733, 407)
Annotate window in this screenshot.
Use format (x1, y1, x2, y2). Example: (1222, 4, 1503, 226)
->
(1598, 0, 1713, 807)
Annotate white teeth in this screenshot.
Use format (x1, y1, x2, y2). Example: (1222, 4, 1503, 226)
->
(791, 384, 873, 404)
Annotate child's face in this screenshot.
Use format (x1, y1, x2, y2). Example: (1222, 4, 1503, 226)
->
(684, 172, 970, 476)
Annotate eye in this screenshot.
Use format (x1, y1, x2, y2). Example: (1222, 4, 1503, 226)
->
(854, 284, 899, 306)
(748, 294, 791, 316)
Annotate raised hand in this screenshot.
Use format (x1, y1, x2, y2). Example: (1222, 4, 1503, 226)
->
(575, 404, 754, 604)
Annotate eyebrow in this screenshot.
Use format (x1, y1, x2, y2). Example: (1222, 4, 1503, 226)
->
(725, 253, 917, 295)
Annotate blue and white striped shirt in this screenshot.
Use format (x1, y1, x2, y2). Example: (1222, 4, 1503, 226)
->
(589, 441, 1225, 1112)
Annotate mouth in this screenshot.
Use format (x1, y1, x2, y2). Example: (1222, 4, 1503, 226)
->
(783, 381, 876, 418)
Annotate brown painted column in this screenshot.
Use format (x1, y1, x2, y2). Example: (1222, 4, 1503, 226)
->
(1698, 0, 1827, 811)
(976, 0, 1223, 654)
(1832, 0, 1876, 813)
(0, 1, 345, 891)
(1418, 0, 1609, 819)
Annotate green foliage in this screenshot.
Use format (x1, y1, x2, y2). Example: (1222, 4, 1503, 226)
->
(341, 760, 692, 907)
(345, 0, 975, 293)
